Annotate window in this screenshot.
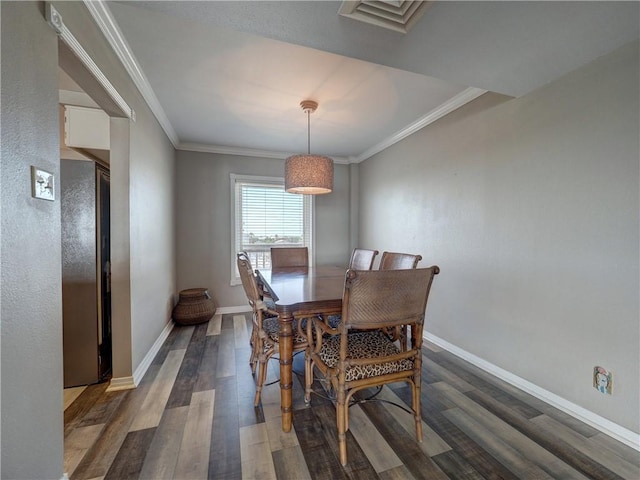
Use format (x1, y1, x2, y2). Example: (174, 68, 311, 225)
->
(230, 174, 313, 284)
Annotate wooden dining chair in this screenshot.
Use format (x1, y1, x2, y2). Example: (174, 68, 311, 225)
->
(239, 251, 274, 304)
(348, 248, 379, 270)
(270, 246, 309, 268)
(304, 266, 440, 465)
(237, 252, 272, 358)
(237, 255, 308, 406)
(379, 251, 422, 270)
(378, 251, 423, 347)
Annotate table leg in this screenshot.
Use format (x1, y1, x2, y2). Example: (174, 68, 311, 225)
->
(279, 311, 293, 432)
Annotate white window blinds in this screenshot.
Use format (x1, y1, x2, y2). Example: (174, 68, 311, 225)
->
(230, 174, 313, 282)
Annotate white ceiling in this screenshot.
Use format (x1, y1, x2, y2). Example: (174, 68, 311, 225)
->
(96, 1, 638, 163)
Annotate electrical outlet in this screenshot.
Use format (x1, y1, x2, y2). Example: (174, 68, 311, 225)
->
(593, 366, 612, 395)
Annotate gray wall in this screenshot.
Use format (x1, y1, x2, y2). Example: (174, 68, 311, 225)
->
(175, 150, 352, 307)
(1, 2, 176, 478)
(1, 3, 63, 477)
(359, 41, 639, 434)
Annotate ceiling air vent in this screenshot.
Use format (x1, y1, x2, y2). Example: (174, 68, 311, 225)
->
(339, 1, 433, 34)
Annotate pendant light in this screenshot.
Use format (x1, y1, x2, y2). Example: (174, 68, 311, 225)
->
(285, 100, 334, 195)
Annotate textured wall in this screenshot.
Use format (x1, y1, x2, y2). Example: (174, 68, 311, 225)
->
(127, 98, 176, 371)
(1, 3, 177, 477)
(1, 3, 64, 478)
(359, 41, 639, 434)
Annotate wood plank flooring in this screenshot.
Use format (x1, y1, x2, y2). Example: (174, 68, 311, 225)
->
(64, 313, 640, 479)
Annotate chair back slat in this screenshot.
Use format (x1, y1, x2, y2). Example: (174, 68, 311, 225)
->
(342, 267, 439, 329)
(270, 247, 309, 268)
(237, 254, 261, 305)
(348, 248, 379, 270)
(379, 251, 422, 270)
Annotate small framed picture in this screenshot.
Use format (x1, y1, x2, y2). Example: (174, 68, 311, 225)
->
(593, 366, 613, 395)
(31, 166, 55, 201)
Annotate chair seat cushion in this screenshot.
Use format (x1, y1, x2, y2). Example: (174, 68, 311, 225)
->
(318, 330, 414, 382)
(263, 316, 307, 346)
(326, 315, 341, 328)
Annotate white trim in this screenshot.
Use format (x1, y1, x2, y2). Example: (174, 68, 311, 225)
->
(181, 143, 291, 160)
(60, 474, 70, 480)
(355, 87, 487, 163)
(106, 376, 136, 392)
(106, 319, 174, 392)
(46, 3, 135, 121)
(217, 305, 252, 314)
(230, 174, 237, 287)
(82, 0, 178, 143)
(135, 320, 175, 384)
(424, 332, 640, 452)
(74, 1, 485, 165)
(177, 142, 351, 164)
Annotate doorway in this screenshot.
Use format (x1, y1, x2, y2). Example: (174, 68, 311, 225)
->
(97, 167, 112, 381)
(60, 159, 112, 387)
(58, 71, 113, 388)
(53, 0, 138, 400)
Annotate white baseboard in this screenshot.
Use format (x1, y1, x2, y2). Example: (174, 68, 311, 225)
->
(133, 319, 175, 385)
(106, 375, 136, 392)
(105, 309, 248, 393)
(216, 305, 251, 314)
(106, 320, 175, 392)
(424, 331, 640, 452)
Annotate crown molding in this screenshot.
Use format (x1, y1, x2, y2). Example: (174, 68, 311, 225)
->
(178, 142, 292, 159)
(177, 142, 351, 164)
(82, 1, 485, 163)
(354, 87, 487, 163)
(47, 2, 135, 121)
(83, 0, 179, 146)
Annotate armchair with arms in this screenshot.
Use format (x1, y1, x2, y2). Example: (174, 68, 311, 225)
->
(304, 266, 439, 465)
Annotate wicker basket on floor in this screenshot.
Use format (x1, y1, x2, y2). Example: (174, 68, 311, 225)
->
(172, 288, 216, 326)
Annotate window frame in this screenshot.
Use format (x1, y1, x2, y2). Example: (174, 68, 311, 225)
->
(230, 173, 315, 285)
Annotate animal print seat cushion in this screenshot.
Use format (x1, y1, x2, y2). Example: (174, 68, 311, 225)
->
(262, 316, 307, 346)
(317, 330, 414, 382)
(326, 315, 341, 328)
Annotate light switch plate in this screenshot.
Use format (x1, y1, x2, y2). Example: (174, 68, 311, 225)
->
(31, 166, 55, 201)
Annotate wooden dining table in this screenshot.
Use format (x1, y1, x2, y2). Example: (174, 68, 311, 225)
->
(256, 265, 346, 432)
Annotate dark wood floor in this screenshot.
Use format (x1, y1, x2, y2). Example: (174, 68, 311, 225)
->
(64, 313, 639, 480)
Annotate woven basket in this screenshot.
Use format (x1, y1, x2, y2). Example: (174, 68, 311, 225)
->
(172, 288, 216, 326)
